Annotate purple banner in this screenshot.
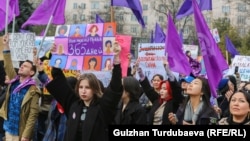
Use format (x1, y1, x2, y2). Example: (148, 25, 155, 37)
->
(68, 37, 103, 56)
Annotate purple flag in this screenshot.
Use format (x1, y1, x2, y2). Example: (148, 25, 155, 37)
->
(19, 29, 30, 33)
(176, 0, 212, 20)
(192, 0, 228, 98)
(111, 0, 145, 28)
(96, 14, 104, 23)
(154, 23, 165, 43)
(150, 30, 154, 43)
(21, 0, 66, 28)
(0, 0, 20, 31)
(165, 13, 192, 76)
(225, 35, 239, 58)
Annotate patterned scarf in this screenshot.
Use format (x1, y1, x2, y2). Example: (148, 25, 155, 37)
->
(9, 76, 36, 93)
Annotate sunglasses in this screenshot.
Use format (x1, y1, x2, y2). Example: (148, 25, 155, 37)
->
(81, 107, 88, 121)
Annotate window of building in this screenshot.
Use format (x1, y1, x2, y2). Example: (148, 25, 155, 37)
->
(238, 28, 246, 35)
(80, 3, 86, 9)
(131, 26, 137, 33)
(222, 6, 230, 13)
(159, 16, 164, 22)
(237, 16, 246, 24)
(159, 4, 165, 12)
(143, 4, 148, 10)
(80, 14, 85, 21)
(116, 15, 124, 21)
(91, 2, 99, 9)
(73, 3, 78, 9)
(183, 27, 189, 35)
(73, 14, 77, 21)
(117, 25, 123, 33)
(143, 16, 147, 24)
(205, 17, 211, 24)
(238, 3, 246, 12)
(131, 15, 137, 21)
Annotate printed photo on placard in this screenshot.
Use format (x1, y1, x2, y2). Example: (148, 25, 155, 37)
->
(83, 56, 102, 71)
(69, 24, 87, 38)
(85, 23, 103, 37)
(54, 38, 68, 55)
(102, 56, 114, 71)
(103, 37, 115, 55)
(65, 56, 83, 70)
(50, 55, 68, 69)
(103, 22, 116, 37)
(55, 25, 70, 38)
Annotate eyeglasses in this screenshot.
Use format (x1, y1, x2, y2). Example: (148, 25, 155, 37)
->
(81, 107, 88, 121)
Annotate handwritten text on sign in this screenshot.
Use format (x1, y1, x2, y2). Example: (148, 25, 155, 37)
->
(68, 37, 103, 56)
(9, 33, 35, 61)
(231, 55, 250, 81)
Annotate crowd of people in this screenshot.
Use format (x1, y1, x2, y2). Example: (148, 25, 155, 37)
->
(0, 34, 249, 141)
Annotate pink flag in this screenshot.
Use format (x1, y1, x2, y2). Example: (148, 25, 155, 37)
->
(0, 0, 20, 31)
(21, 0, 66, 28)
(115, 35, 132, 77)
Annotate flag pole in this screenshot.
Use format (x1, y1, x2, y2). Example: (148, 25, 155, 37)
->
(36, 0, 60, 59)
(12, 15, 15, 33)
(5, 0, 9, 35)
(110, 6, 114, 22)
(226, 50, 229, 64)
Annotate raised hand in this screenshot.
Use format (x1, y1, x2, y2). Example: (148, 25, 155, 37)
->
(113, 41, 121, 56)
(2, 34, 9, 45)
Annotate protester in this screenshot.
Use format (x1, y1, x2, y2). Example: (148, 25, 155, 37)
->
(45, 41, 123, 141)
(137, 60, 183, 125)
(113, 76, 147, 125)
(168, 77, 218, 125)
(218, 90, 250, 125)
(0, 34, 41, 141)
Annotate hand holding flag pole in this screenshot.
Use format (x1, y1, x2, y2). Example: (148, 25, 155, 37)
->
(36, 0, 60, 59)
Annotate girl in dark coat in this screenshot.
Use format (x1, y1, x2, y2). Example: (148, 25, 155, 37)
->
(114, 76, 147, 125)
(137, 61, 183, 125)
(46, 43, 123, 141)
(169, 77, 218, 125)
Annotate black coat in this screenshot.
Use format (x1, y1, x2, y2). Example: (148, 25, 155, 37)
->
(175, 102, 218, 125)
(114, 101, 147, 125)
(46, 64, 123, 141)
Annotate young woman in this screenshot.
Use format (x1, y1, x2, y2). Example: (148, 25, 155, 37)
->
(137, 61, 183, 125)
(45, 42, 123, 141)
(113, 76, 147, 125)
(218, 90, 250, 125)
(168, 77, 218, 125)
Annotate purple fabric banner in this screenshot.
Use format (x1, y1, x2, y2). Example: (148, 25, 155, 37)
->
(21, 0, 66, 28)
(154, 23, 165, 43)
(96, 14, 104, 23)
(0, 0, 20, 31)
(111, 0, 145, 28)
(225, 35, 240, 58)
(176, 0, 212, 20)
(165, 13, 192, 76)
(192, 0, 228, 98)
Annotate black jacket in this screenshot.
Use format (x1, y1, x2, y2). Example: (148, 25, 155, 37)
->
(46, 64, 123, 141)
